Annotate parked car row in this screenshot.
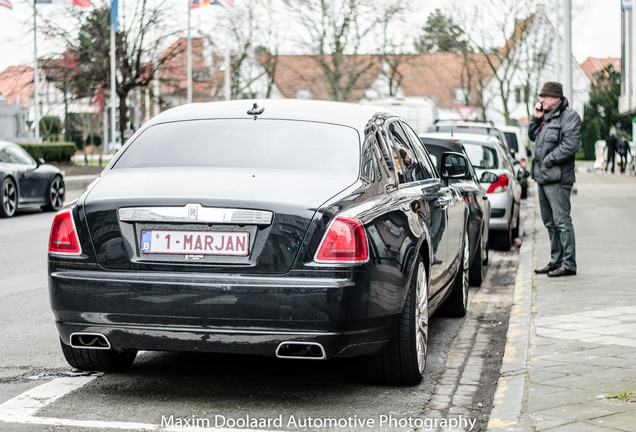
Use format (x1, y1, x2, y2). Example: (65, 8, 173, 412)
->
(423, 120, 530, 250)
(44, 100, 529, 386)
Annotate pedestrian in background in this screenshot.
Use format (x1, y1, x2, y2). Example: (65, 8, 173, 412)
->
(604, 126, 618, 174)
(529, 82, 581, 277)
(616, 135, 631, 174)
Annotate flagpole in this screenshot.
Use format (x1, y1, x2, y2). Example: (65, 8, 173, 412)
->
(224, 25, 230, 100)
(187, 0, 192, 103)
(33, 1, 40, 141)
(110, 19, 116, 150)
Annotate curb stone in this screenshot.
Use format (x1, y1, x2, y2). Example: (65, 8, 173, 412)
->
(486, 187, 536, 432)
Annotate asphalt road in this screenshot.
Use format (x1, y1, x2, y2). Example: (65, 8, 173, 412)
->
(0, 189, 520, 432)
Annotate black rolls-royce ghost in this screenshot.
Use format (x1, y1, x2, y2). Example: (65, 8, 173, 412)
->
(48, 100, 470, 385)
(0, 141, 65, 217)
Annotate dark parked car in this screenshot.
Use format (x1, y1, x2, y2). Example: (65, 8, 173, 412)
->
(0, 140, 65, 217)
(48, 100, 470, 385)
(420, 137, 491, 286)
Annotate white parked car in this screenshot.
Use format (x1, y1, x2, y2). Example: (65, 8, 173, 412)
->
(422, 133, 527, 250)
(498, 125, 529, 198)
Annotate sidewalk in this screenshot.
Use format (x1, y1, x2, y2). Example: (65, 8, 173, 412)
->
(488, 170, 636, 431)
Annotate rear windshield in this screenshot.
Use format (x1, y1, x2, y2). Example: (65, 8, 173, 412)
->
(463, 143, 499, 169)
(113, 119, 360, 175)
(504, 132, 519, 152)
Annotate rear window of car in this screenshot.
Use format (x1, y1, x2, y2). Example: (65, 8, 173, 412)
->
(113, 119, 360, 175)
(504, 132, 519, 152)
(462, 143, 499, 169)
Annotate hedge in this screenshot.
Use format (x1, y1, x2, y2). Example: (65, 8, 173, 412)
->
(18, 142, 76, 163)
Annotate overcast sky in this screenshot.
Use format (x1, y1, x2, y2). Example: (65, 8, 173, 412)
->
(0, 0, 623, 74)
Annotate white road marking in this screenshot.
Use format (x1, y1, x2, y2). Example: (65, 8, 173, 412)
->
(0, 375, 283, 431)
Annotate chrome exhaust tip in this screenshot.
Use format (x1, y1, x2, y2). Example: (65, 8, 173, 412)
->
(275, 342, 327, 360)
(70, 333, 111, 350)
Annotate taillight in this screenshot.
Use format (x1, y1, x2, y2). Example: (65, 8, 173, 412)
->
(520, 158, 527, 169)
(487, 174, 510, 193)
(49, 210, 82, 255)
(314, 217, 368, 263)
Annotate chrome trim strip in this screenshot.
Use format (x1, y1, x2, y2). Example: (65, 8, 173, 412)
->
(118, 205, 273, 225)
(50, 271, 353, 289)
(67, 322, 336, 337)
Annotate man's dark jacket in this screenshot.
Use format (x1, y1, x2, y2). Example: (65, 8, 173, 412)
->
(528, 98, 582, 185)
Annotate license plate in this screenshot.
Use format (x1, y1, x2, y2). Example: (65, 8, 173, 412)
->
(140, 230, 249, 256)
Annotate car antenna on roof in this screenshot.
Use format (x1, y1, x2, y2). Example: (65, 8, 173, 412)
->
(247, 103, 265, 120)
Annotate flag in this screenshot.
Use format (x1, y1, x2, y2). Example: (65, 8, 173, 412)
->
(110, 0, 118, 31)
(0, 0, 12, 10)
(213, 0, 233, 8)
(190, 0, 233, 9)
(190, 0, 210, 8)
(34, 0, 91, 7)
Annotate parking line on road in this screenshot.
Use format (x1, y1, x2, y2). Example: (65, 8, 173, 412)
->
(0, 375, 287, 431)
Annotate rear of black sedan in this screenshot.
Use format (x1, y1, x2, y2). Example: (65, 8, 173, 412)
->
(48, 100, 470, 385)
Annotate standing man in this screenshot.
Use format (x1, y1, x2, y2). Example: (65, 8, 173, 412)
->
(529, 82, 581, 277)
(604, 126, 618, 174)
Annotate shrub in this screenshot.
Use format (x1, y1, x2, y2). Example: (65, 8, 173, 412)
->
(18, 142, 76, 163)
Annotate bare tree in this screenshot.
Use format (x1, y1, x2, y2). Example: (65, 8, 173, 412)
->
(376, 4, 414, 97)
(450, 0, 555, 123)
(281, 0, 408, 102)
(197, 0, 283, 100)
(40, 0, 183, 142)
(516, 11, 554, 119)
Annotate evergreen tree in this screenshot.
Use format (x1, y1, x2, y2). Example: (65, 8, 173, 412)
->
(581, 65, 631, 160)
(414, 9, 470, 53)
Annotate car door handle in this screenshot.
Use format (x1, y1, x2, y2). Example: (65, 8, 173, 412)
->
(437, 196, 451, 209)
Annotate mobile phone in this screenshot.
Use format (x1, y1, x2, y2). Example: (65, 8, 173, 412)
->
(538, 102, 544, 112)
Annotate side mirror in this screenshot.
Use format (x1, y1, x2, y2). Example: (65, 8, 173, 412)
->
(480, 171, 499, 184)
(441, 152, 469, 181)
(37, 158, 45, 167)
(517, 168, 530, 180)
(512, 159, 521, 166)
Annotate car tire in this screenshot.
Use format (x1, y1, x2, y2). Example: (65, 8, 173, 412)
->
(60, 339, 137, 372)
(1, 177, 17, 218)
(511, 207, 520, 240)
(491, 214, 513, 251)
(362, 255, 428, 385)
(440, 231, 469, 317)
(469, 234, 484, 287)
(42, 175, 65, 212)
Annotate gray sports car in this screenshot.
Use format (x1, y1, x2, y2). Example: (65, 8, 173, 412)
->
(0, 140, 65, 217)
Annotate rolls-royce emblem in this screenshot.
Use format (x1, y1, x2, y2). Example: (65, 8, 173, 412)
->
(187, 204, 199, 220)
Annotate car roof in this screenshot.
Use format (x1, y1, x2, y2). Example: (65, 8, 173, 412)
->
(419, 136, 464, 153)
(497, 124, 522, 132)
(144, 100, 395, 133)
(420, 132, 502, 148)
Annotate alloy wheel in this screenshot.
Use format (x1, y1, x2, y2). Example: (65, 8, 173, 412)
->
(414, 261, 429, 375)
(50, 177, 65, 210)
(2, 180, 17, 217)
(462, 232, 470, 305)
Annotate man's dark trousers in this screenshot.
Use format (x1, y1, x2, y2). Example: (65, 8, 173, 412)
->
(537, 183, 577, 272)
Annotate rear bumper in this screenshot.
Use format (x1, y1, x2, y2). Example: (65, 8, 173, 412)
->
(486, 191, 513, 230)
(49, 268, 402, 358)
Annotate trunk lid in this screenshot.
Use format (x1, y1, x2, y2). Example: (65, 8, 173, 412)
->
(83, 168, 356, 273)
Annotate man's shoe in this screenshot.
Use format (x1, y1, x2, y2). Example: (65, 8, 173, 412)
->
(547, 267, 577, 277)
(535, 263, 558, 274)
